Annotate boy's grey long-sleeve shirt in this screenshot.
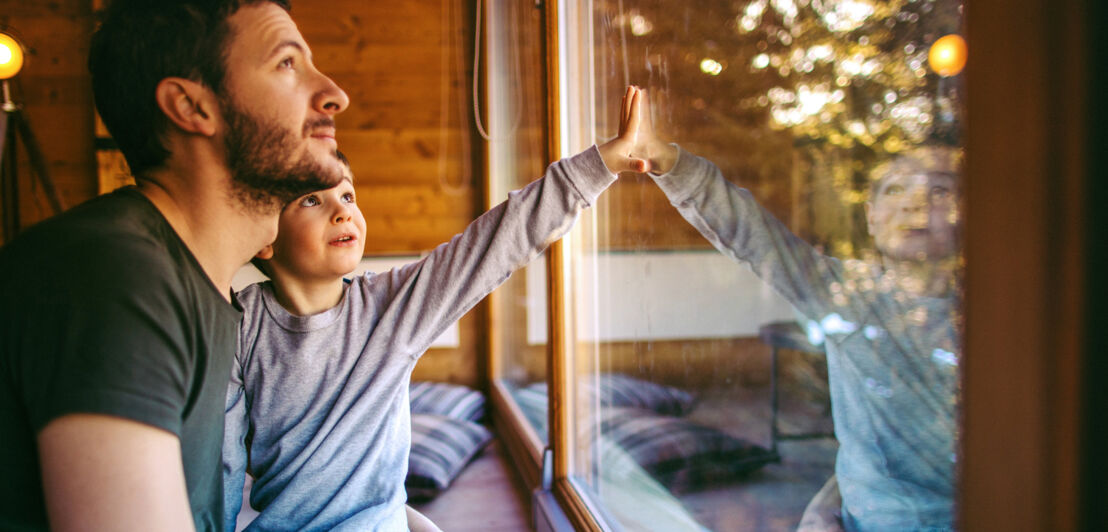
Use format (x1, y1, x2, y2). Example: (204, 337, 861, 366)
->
(651, 147, 959, 532)
(223, 146, 616, 532)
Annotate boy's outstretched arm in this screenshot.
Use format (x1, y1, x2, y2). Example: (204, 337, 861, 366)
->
(597, 86, 679, 175)
(365, 86, 662, 357)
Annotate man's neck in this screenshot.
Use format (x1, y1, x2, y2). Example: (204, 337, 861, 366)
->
(137, 160, 279, 301)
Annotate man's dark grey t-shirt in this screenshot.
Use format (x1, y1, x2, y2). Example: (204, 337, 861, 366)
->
(0, 187, 241, 531)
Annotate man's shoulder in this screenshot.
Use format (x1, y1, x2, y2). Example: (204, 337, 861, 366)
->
(0, 189, 189, 299)
(3, 189, 168, 258)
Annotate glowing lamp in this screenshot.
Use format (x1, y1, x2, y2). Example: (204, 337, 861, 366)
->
(0, 32, 25, 80)
(699, 58, 724, 76)
(928, 34, 967, 77)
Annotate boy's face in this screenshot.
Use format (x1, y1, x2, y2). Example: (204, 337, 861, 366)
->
(269, 170, 367, 280)
(218, 3, 350, 205)
(867, 170, 960, 262)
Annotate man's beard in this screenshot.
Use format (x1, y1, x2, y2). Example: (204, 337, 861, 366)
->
(220, 97, 343, 213)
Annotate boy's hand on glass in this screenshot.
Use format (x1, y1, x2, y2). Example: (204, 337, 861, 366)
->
(598, 86, 678, 175)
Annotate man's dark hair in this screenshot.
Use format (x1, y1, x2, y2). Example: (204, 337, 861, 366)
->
(89, 0, 291, 177)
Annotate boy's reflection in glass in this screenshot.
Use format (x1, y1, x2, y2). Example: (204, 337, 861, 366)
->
(650, 144, 962, 531)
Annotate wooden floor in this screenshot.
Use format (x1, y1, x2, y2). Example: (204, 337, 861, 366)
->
(411, 439, 534, 531)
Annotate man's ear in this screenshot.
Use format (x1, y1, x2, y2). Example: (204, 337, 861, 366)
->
(154, 77, 218, 137)
(255, 244, 274, 260)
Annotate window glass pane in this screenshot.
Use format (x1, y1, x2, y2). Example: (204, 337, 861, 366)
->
(561, 1, 965, 530)
(487, 0, 551, 444)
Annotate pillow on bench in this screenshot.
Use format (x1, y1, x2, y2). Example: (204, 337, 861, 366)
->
(519, 373, 697, 420)
(589, 373, 698, 416)
(405, 413, 493, 502)
(409, 381, 486, 422)
(512, 378, 772, 494)
(597, 407, 776, 493)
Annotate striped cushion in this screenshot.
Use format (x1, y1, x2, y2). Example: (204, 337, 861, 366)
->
(511, 382, 551, 440)
(409, 381, 486, 422)
(589, 373, 697, 416)
(597, 407, 775, 493)
(405, 414, 493, 502)
(516, 374, 696, 420)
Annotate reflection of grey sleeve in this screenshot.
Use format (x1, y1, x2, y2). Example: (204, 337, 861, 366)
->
(650, 146, 843, 322)
(361, 145, 617, 360)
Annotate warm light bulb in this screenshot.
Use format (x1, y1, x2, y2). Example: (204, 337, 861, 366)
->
(700, 58, 724, 76)
(928, 34, 967, 77)
(0, 33, 25, 80)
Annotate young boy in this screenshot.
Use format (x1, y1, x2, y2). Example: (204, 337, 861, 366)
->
(223, 87, 666, 531)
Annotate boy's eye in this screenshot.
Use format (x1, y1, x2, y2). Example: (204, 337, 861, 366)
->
(883, 184, 905, 196)
(298, 195, 319, 207)
(930, 186, 951, 200)
(342, 192, 356, 203)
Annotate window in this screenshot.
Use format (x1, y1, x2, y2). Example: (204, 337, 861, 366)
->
(484, 0, 1090, 529)
(554, 0, 966, 530)
(485, 0, 554, 472)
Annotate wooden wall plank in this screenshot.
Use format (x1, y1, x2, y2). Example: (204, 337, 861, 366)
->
(0, 0, 96, 239)
(294, 0, 484, 384)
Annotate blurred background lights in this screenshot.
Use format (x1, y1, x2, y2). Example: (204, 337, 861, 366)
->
(700, 58, 724, 76)
(928, 34, 967, 76)
(812, 0, 875, 32)
(629, 14, 654, 36)
(729, 0, 965, 153)
(0, 32, 25, 80)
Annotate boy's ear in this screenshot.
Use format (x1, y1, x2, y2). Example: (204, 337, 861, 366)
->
(255, 244, 274, 260)
(154, 77, 218, 137)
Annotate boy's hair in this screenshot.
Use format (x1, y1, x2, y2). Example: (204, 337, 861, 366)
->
(89, 0, 291, 177)
(868, 145, 962, 200)
(249, 150, 351, 278)
(334, 149, 350, 169)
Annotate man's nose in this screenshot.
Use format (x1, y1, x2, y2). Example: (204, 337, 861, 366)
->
(313, 70, 350, 116)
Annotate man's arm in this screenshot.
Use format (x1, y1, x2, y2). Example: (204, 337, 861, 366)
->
(38, 414, 196, 532)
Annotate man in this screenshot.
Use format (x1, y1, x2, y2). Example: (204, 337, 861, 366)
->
(0, 1, 347, 530)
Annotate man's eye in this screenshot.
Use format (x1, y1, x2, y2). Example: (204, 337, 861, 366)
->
(278, 57, 294, 69)
(884, 185, 905, 196)
(931, 186, 951, 199)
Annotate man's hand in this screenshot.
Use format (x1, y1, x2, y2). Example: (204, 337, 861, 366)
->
(597, 86, 679, 175)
